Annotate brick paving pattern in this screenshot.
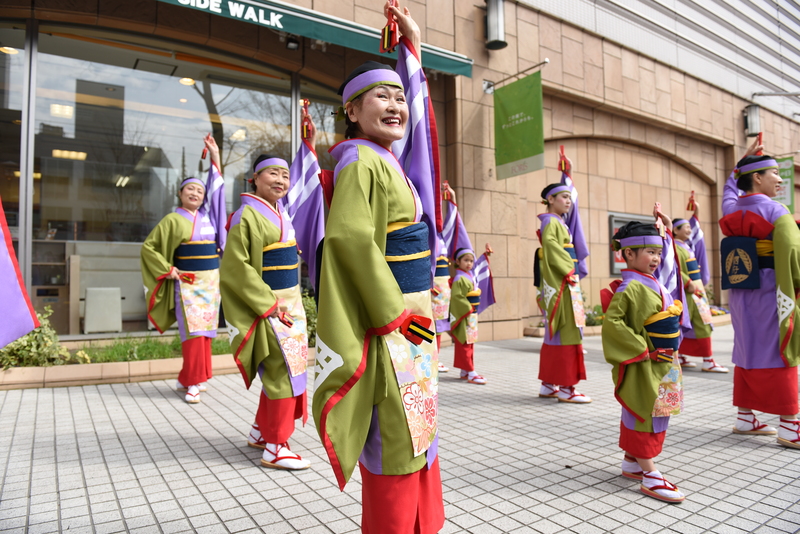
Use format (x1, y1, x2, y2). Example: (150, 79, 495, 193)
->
(1, 324, 799, 533)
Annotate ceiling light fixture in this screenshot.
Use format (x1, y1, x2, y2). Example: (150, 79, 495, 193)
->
(179, 77, 196, 86)
(286, 36, 300, 51)
(50, 104, 74, 119)
(0, 46, 19, 55)
(179, 98, 187, 103)
(52, 149, 87, 160)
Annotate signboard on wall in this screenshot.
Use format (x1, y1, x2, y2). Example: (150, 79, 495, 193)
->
(775, 156, 795, 215)
(609, 213, 651, 275)
(493, 72, 544, 180)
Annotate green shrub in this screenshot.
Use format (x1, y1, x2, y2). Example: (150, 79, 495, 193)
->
(303, 291, 317, 347)
(585, 305, 605, 326)
(0, 306, 78, 370)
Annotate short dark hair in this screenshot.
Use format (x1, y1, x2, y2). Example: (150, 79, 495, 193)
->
(736, 155, 774, 192)
(343, 94, 365, 140)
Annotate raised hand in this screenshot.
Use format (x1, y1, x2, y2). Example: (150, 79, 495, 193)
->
(386, 1, 421, 54)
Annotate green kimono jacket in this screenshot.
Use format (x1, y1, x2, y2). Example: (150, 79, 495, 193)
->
(449, 271, 477, 345)
(602, 274, 676, 432)
(537, 214, 582, 345)
(220, 195, 297, 400)
(141, 213, 191, 334)
(313, 140, 435, 489)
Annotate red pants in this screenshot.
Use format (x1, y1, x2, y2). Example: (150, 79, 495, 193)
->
(538, 343, 586, 386)
(255, 391, 307, 443)
(360, 458, 445, 534)
(452, 337, 474, 371)
(177, 336, 212, 387)
(619, 422, 666, 460)
(679, 336, 712, 357)
(734, 366, 799, 415)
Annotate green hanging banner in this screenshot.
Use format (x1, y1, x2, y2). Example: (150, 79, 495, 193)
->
(493, 72, 544, 180)
(775, 156, 795, 215)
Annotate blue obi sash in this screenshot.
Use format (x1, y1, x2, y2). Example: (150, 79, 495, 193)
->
(385, 222, 431, 294)
(262, 241, 299, 290)
(435, 256, 450, 278)
(174, 241, 219, 271)
(643, 312, 681, 352)
(564, 243, 578, 265)
(720, 237, 773, 290)
(685, 258, 702, 281)
(466, 289, 481, 310)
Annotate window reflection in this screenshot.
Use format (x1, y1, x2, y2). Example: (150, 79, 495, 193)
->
(0, 25, 25, 244)
(301, 77, 346, 171)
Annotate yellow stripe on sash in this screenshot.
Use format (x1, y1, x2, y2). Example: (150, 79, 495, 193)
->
(263, 239, 297, 252)
(647, 331, 681, 339)
(262, 262, 300, 272)
(436, 255, 449, 262)
(756, 239, 774, 257)
(175, 255, 219, 260)
(564, 243, 575, 248)
(408, 323, 435, 342)
(387, 222, 416, 233)
(385, 250, 431, 262)
(466, 289, 482, 297)
(185, 240, 216, 245)
(643, 300, 683, 326)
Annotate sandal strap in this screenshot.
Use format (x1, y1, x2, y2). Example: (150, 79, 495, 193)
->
(642, 473, 677, 491)
(265, 443, 302, 463)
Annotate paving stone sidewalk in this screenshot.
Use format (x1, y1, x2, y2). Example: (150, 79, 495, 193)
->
(1, 324, 799, 534)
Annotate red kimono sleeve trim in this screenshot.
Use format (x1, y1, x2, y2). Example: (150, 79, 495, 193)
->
(780, 311, 794, 368)
(615, 350, 650, 423)
(302, 138, 317, 158)
(319, 309, 410, 491)
(233, 301, 279, 387)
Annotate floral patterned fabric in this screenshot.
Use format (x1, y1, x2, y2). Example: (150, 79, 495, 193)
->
(651, 363, 683, 417)
(268, 287, 308, 378)
(179, 269, 221, 334)
(431, 275, 451, 321)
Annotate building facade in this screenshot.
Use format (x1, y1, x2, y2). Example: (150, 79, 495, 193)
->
(1, 0, 798, 339)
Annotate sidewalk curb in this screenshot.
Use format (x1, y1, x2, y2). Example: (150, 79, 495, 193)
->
(0, 354, 239, 390)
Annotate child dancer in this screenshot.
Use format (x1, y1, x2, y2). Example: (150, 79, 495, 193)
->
(672, 201, 727, 373)
(601, 208, 687, 503)
(450, 247, 488, 384)
(537, 183, 590, 403)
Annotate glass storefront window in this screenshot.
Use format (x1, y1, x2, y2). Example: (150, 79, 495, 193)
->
(31, 28, 294, 332)
(0, 25, 26, 251)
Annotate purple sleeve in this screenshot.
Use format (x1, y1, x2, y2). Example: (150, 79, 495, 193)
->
(561, 171, 589, 279)
(722, 171, 741, 217)
(688, 216, 710, 286)
(473, 253, 496, 314)
(203, 163, 227, 252)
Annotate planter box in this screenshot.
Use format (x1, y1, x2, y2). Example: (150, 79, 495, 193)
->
(0, 354, 239, 390)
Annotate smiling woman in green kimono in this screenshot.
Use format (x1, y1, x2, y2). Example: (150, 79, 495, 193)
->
(312, 2, 444, 532)
(220, 112, 317, 471)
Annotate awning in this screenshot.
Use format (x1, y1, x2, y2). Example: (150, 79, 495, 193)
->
(157, 0, 473, 77)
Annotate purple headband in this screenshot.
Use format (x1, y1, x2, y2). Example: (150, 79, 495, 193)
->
(342, 69, 403, 104)
(543, 185, 570, 199)
(180, 177, 204, 190)
(734, 159, 778, 176)
(254, 158, 289, 174)
(673, 219, 690, 229)
(618, 236, 663, 249)
(456, 248, 475, 260)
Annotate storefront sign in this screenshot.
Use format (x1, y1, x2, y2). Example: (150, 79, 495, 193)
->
(775, 156, 795, 215)
(156, 0, 473, 77)
(493, 72, 544, 180)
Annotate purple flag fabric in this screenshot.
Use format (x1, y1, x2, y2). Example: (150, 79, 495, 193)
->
(687, 216, 710, 286)
(560, 166, 589, 279)
(392, 38, 440, 278)
(203, 162, 227, 253)
(655, 230, 691, 329)
(473, 253, 496, 315)
(282, 140, 323, 290)
(441, 199, 473, 260)
(0, 199, 39, 348)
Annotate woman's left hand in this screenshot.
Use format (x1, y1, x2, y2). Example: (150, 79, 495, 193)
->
(302, 106, 318, 150)
(204, 133, 221, 169)
(386, 1, 421, 54)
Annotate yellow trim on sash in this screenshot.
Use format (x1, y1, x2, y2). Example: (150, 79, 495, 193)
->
(643, 300, 683, 326)
(263, 239, 297, 252)
(436, 255, 449, 262)
(385, 250, 431, 262)
(387, 221, 416, 233)
(185, 240, 216, 245)
(756, 239, 774, 257)
(563, 243, 575, 248)
(466, 289, 482, 297)
(175, 254, 219, 260)
(647, 331, 681, 339)
(262, 262, 300, 272)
